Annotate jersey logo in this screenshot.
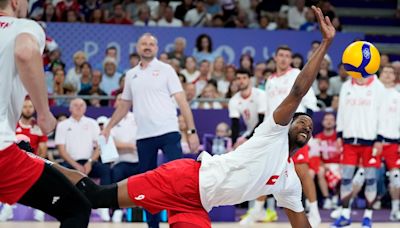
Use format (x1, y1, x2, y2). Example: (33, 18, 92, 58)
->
(266, 175, 280, 185)
(52, 196, 60, 204)
(134, 194, 145, 201)
(296, 154, 305, 160)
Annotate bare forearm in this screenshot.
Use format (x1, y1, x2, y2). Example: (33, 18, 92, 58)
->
(180, 100, 196, 129)
(290, 41, 331, 98)
(105, 102, 130, 131)
(38, 143, 47, 158)
(15, 34, 49, 115)
(91, 147, 100, 161)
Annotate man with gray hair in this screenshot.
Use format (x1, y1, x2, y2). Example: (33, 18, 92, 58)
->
(167, 37, 187, 68)
(100, 57, 122, 95)
(103, 32, 199, 228)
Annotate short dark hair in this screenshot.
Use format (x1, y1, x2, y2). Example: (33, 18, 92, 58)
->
(275, 45, 292, 55)
(235, 68, 251, 77)
(292, 112, 312, 122)
(129, 52, 139, 59)
(318, 77, 329, 84)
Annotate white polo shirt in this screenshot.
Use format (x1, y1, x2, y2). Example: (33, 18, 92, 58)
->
(198, 115, 303, 213)
(0, 17, 45, 150)
(110, 112, 138, 163)
(122, 58, 183, 140)
(55, 116, 100, 160)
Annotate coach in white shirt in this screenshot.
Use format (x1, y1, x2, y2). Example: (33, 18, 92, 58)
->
(102, 33, 200, 227)
(55, 98, 111, 185)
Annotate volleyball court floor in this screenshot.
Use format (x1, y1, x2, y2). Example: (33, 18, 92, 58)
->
(0, 222, 399, 228)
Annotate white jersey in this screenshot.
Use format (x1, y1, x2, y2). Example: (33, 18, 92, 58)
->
(336, 77, 385, 140)
(0, 17, 45, 150)
(198, 115, 303, 213)
(228, 88, 267, 137)
(378, 87, 400, 140)
(265, 68, 318, 116)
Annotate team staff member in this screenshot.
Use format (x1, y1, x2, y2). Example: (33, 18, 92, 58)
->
(103, 33, 200, 228)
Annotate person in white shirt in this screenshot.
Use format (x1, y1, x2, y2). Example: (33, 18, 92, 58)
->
(102, 32, 200, 227)
(109, 94, 139, 223)
(92, 7, 334, 228)
(184, 0, 211, 27)
(377, 65, 400, 221)
(242, 45, 321, 226)
(333, 74, 385, 228)
(56, 98, 111, 185)
(288, 0, 308, 30)
(65, 51, 86, 92)
(228, 69, 266, 148)
(0, 1, 91, 227)
(134, 5, 156, 27)
(180, 56, 200, 83)
(157, 5, 183, 27)
(100, 57, 122, 95)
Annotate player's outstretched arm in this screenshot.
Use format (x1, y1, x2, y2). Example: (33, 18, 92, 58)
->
(273, 6, 335, 126)
(284, 208, 311, 228)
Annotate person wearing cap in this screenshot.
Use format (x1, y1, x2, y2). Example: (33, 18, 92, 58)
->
(100, 57, 122, 95)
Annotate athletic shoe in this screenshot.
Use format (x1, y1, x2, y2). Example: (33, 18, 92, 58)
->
(330, 206, 342, 219)
(307, 210, 321, 228)
(331, 216, 351, 228)
(263, 208, 278, 222)
(97, 208, 111, 222)
(112, 209, 123, 223)
(0, 204, 13, 222)
(390, 210, 400, 221)
(323, 198, 333, 210)
(33, 209, 45, 222)
(361, 217, 372, 228)
(239, 209, 266, 226)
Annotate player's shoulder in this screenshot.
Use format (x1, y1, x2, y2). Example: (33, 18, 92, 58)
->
(229, 92, 241, 102)
(14, 18, 43, 34)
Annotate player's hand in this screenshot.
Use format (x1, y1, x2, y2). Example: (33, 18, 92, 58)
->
(84, 162, 92, 175)
(336, 138, 343, 153)
(37, 111, 57, 135)
(188, 133, 200, 153)
(233, 137, 247, 149)
(372, 142, 383, 156)
(312, 6, 335, 42)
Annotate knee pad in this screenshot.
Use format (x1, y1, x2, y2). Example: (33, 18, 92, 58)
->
(389, 169, 400, 188)
(364, 168, 377, 203)
(352, 168, 365, 187)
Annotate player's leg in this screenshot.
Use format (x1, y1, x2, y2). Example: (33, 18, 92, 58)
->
(317, 165, 331, 209)
(383, 144, 400, 220)
(17, 164, 91, 228)
(295, 163, 321, 227)
(360, 146, 380, 228)
(239, 195, 269, 225)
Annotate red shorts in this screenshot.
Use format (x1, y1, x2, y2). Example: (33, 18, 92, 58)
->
(127, 159, 210, 227)
(293, 146, 309, 164)
(308, 156, 320, 174)
(381, 144, 400, 169)
(0, 144, 44, 204)
(341, 144, 380, 168)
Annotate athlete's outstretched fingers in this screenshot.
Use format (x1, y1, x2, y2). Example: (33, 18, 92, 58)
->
(117, 179, 137, 208)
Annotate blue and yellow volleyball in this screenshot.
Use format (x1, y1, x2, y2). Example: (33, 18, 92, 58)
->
(342, 41, 380, 79)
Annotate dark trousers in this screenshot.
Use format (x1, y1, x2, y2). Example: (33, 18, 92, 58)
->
(137, 132, 183, 228)
(61, 160, 112, 185)
(111, 162, 140, 183)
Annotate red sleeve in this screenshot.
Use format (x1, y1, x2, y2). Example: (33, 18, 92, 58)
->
(38, 134, 48, 143)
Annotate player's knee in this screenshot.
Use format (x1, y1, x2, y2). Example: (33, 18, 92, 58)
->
(352, 168, 365, 186)
(389, 169, 400, 188)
